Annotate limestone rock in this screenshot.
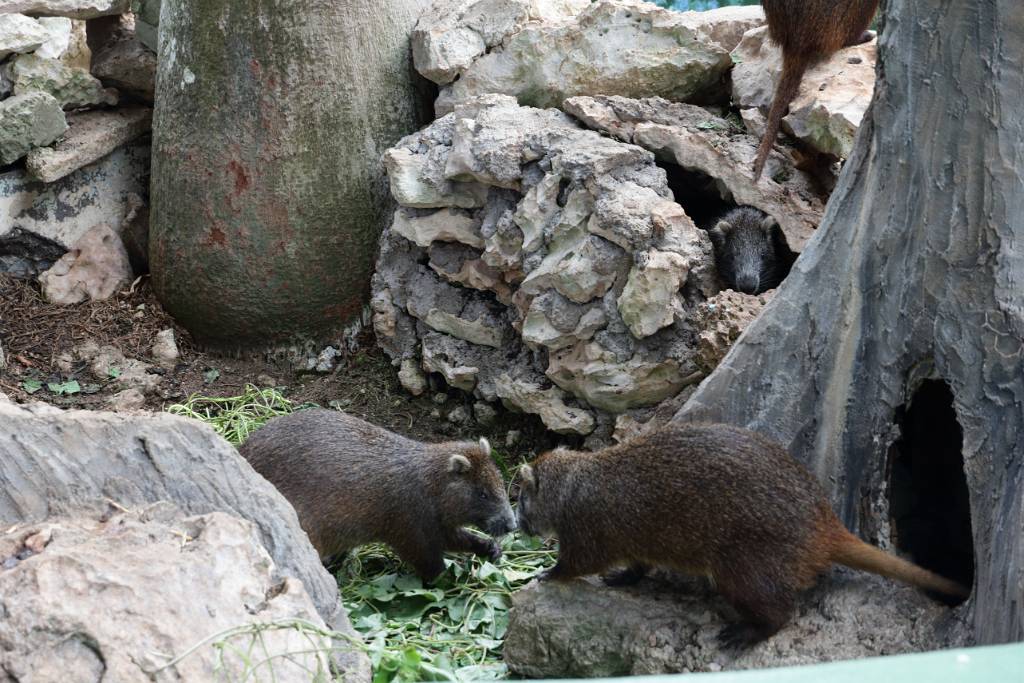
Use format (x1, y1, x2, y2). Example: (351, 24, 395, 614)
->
(618, 250, 690, 339)
(392, 207, 484, 249)
(413, 0, 589, 84)
(732, 26, 877, 159)
(421, 332, 480, 392)
(150, 328, 179, 368)
(33, 16, 72, 59)
(0, 0, 130, 19)
(428, 242, 514, 304)
(504, 574, 965, 677)
(0, 141, 149, 249)
(694, 289, 775, 374)
(90, 28, 156, 101)
(494, 373, 595, 435)
(685, 5, 765, 53)
(398, 358, 428, 395)
(9, 52, 117, 109)
(522, 291, 606, 351)
(26, 107, 151, 183)
(547, 341, 696, 413)
(565, 95, 828, 250)
(38, 223, 132, 304)
(59, 17, 89, 68)
(383, 146, 490, 209)
(0, 90, 67, 165)
(0, 508, 366, 681)
(431, 0, 759, 115)
(0, 13, 48, 59)
(0, 400, 367, 656)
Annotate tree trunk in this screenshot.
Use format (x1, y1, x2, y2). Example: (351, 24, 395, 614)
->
(150, 0, 430, 348)
(675, 0, 1023, 644)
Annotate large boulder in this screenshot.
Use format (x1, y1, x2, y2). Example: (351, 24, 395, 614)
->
(731, 26, 877, 160)
(374, 94, 806, 440)
(504, 573, 967, 677)
(0, 507, 368, 681)
(0, 399, 363, 662)
(420, 0, 766, 116)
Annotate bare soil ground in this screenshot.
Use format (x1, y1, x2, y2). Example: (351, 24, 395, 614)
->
(0, 274, 559, 460)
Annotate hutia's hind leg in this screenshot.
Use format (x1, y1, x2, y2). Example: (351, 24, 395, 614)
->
(713, 564, 796, 650)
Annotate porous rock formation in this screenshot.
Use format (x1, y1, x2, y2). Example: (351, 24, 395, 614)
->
(372, 94, 819, 438)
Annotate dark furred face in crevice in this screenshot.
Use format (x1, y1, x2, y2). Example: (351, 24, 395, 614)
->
(441, 438, 516, 538)
(708, 206, 796, 295)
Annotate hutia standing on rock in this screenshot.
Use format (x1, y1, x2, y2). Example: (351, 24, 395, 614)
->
(516, 423, 968, 647)
(752, 0, 879, 180)
(239, 409, 516, 580)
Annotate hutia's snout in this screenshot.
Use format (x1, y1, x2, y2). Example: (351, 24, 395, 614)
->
(736, 272, 760, 295)
(486, 504, 517, 537)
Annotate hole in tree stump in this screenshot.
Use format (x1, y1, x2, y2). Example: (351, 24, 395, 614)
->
(888, 379, 974, 603)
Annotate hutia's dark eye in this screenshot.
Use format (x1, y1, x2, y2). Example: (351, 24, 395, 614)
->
(478, 492, 488, 500)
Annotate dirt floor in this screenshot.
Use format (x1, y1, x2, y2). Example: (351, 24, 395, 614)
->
(0, 274, 561, 461)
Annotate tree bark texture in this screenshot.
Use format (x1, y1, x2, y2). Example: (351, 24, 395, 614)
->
(674, 0, 1023, 644)
(150, 0, 430, 348)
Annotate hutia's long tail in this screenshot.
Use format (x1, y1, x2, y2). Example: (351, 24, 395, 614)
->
(831, 530, 970, 599)
(752, 53, 808, 181)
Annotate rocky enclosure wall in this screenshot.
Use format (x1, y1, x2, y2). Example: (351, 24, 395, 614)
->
(372, 0, 875, 441)
(0, 1, 155, 303)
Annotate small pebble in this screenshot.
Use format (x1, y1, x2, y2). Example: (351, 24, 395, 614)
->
(432, 392, 448, 405)
(505, 430, 521, 448)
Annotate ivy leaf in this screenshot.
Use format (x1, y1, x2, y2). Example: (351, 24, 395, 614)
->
(21, 379, 42, 394)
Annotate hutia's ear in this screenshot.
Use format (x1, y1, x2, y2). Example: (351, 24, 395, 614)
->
(479, 437, 491, 456)
(708, 222, 730, 248)
(448, 453, 472, 474)
(760, 215, 780, 233)
(519, 464, 536, 489)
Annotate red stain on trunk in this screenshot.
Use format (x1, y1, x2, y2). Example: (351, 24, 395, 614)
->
(228, 161, 251, 196)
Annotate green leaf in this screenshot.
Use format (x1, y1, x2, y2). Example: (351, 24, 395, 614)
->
(394, 575, 424, 592)
(47, 380, 81, 395)
(106, 366, 121, 379)
(203, 368, 220, 384)
(476, 562, 501, 581)
(21, 379, 42, 394)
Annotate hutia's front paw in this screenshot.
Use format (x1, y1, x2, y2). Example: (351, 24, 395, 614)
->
(480, 539, 502, 562)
